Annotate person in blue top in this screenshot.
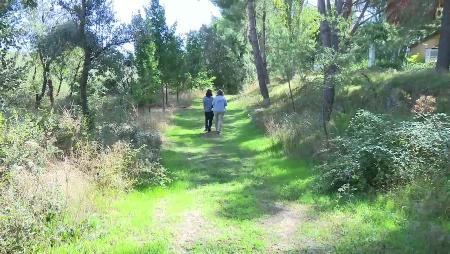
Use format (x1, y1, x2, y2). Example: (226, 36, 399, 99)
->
(212, 89, 227, 134)
(203, 89, 214, 132)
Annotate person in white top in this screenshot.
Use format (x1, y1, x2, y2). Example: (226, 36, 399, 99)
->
(212, 89, 228, 134)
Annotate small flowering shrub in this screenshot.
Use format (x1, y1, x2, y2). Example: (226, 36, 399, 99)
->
(317, 110, 450, 194)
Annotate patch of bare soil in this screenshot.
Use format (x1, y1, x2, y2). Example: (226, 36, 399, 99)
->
(173, 210, 217, 253)
(154, 199, 169, 222)
(201, 131, 221, 139)
(261, 202, 325, 253)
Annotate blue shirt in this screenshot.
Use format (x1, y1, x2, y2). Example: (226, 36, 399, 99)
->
(203, 96, 213, 112)
(213, 95, 227, 113)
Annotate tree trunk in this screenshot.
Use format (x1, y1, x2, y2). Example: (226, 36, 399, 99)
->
(48, 79, 54, 108)
(318, 0, 337, 142)
(80, 48, 91, 119)
(56, 80, 63, 97)
(247, 0, 270, 106)
(165, 84, 169, 107)
(176, 88, 179, 104)
(261, 0, 270, 85)
(288, 80, 296, 112)
(56, 70, 64, 96)
(437, 0, 450, 73)
(78, 0, 93, 127)
(36, 57, 50, 109)
(161, 85, 166, 112)
(70, 61, 82, 98)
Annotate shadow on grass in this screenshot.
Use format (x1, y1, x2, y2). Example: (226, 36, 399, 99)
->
(158, 100, 318, 222)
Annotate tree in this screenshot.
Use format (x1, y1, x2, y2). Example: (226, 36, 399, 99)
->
(147, 0, 171, 108)
(247, 0, 270, 106)
(58, 0, 130, 124)
(32, 21, 78, 108)
(132, 12, 160, 105)
(269, 1, 318, 112)
(316, 0, 375, 139)
(0, 0, 37, 96)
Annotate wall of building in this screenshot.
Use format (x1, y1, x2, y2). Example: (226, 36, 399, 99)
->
(410, 33, 440, 58)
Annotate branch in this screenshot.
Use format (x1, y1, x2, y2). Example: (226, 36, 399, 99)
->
(349, 1, 369, 36)
(91, 33, 132, 60)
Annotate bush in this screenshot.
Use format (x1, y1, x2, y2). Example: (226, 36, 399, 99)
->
(2, 113, 60, 172)
(72, 141, 170, 191)
(264, 112, 321, 157)
(317, 110, 450, 194)
(0, 171, 66, 254)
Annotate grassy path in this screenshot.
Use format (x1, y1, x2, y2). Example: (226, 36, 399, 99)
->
(49, 99, 413, 253)
(156, 100, 317, 253)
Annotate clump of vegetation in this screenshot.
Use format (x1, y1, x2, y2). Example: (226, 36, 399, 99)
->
(317, 110, 449, 194)
(0, 107, 170, 252)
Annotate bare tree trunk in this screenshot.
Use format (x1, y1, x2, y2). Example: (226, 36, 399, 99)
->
(288, 80, 296, 112)
(48, 79, 54, 108)
(80, 48, 91, 119)
(437, 0, 450, 73)
(161, 85, 165, 112)
(80, 48, 91, 117)
(176, 88, 179, 104)
(36, 53, 50, 109)
(56, 79, 63, 97)
(69, 61, 82, 98)
(78, 0, 93, 128)
(318, 0, 336, 143)
(247, 0, 270, 106)
(165, 84, 169, 107)
(261, 0, 270, 85)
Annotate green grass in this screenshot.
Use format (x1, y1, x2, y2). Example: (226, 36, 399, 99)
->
(45, 97, 445, 253)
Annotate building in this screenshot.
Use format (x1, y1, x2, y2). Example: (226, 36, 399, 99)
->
(409, 32, 440, 63)
(386, 0, 443, 63)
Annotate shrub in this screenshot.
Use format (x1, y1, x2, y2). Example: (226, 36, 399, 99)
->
(0, 171, 66, 254)
(2, 113, 59, 172)
(264, 112, 321, 156)
(317, 110, 450, 194)
(97, 122, 161, 153)
(54, 110, 83, 153)
(72, 141, 170, 191)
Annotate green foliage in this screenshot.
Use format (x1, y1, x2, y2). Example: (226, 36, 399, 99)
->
(188, 23, 249, 94)
(0, 171, 67, 254)
(317, 110, 450, 195)
(2, 113, 58, 171)
(0, 113, 4, 159)
(406, 54, 425, 64)
(132, 0, 189, 103)
(268, 6, 319, 81)
(185, 71, 216, 90)
(132, 14, 160, 104)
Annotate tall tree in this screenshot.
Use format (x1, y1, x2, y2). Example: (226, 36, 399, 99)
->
(132, 12, 160, 105)
(269, 1, 317, 112)
(259, 0, 270, 86)
(0, 0, 37, 96)
(147, 0, 171, 107)
(317, 0, 373, 139)
(58, 0, 129, 123)
(247, 0, 270, 106)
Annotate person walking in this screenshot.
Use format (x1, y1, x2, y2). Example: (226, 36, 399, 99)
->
(212, 89, 227, 134)
(203, 89, 214, 132)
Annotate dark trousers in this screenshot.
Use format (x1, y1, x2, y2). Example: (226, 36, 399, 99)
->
(205, 112, 214, 131)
